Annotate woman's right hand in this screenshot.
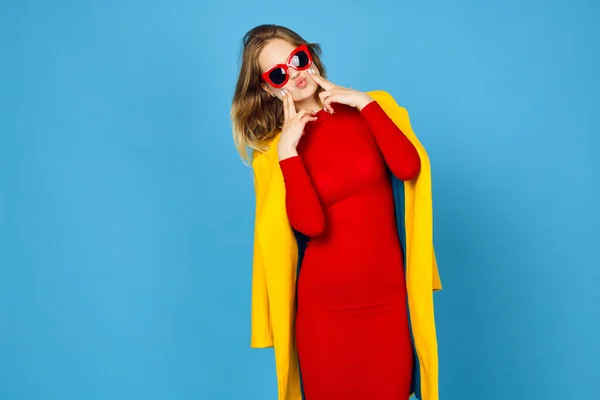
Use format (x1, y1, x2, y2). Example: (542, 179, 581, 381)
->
(277, 89, 318, 160)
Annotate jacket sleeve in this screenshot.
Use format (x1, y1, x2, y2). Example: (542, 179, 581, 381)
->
(250, 153, 274, 348)
(359, 93, 421, 181)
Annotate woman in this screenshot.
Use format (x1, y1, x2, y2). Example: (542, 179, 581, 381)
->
(231, 24, 442, 400)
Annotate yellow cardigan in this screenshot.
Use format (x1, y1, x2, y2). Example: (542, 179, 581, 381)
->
(250, 90, 442, 400)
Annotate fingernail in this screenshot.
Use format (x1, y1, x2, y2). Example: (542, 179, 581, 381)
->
(308, 68, 314, 74)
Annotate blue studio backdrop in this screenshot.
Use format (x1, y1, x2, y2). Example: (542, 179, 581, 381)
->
(1, 0, 598, 399)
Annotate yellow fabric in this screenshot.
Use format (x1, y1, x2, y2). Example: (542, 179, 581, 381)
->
(250, 90, 442, 400)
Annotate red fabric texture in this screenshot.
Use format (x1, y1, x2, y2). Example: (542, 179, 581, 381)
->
(278, 100, 421, 399)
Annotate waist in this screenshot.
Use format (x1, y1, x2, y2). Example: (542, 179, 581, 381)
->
(310, 181, 399, 244)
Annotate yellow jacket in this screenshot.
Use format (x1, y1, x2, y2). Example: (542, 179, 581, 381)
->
(250, 90, 442, 400)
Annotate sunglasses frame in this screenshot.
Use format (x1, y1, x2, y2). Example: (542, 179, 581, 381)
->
(261, 44, 313, 89)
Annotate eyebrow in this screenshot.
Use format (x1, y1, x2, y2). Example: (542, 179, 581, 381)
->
(268, 48, 294, 69)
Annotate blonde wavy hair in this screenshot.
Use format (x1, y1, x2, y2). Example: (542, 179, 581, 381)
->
(230, 24, 328, 166)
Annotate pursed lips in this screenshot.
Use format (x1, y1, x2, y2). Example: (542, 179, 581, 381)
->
(295, 77, 307, 87)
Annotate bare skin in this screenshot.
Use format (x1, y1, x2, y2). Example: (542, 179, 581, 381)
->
(258, 38, 374, 161)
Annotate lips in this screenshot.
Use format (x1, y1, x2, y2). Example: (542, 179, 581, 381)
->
(296, 78, 307, 88)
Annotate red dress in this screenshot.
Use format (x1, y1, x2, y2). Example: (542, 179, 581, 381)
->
(278, 100, 422, 400)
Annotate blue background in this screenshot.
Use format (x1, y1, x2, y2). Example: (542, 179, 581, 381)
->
(1, 0, 598, 399)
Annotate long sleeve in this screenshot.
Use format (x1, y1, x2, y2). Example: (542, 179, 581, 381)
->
(278, 155, 326, 237)
(360, 99, 421, 181)
(249, 154, 274, 348)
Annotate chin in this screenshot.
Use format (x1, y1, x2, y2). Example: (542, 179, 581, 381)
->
(293, 84, 318, 102)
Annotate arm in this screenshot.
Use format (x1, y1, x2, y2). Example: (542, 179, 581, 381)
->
(359, 99, 421, 181)
(278, 155, 326, 237)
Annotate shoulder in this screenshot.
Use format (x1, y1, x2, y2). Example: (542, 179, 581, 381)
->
(251, 132, 281, 175)
(366, 90, 408, 113)
(366, 89, 411, 120)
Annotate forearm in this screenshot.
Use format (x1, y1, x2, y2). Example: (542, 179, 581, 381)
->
(278, 155, 326, 237)
(359, 100, 421, 181)
(277, 144, 298, 161)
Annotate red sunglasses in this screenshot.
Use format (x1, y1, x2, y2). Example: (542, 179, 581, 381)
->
(261, 44, 313, 88)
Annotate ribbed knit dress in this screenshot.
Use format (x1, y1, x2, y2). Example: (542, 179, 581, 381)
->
(278, 100, 422, 399)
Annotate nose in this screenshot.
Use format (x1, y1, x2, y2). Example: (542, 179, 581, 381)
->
(289, 68, 300, 79)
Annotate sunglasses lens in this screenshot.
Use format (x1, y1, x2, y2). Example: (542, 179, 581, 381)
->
(268, 67, 287, 86)
(291, 50, 311, 69)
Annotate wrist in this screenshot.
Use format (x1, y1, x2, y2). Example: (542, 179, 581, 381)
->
(278, 144, 298, 161)
(356, 93, 375, 111)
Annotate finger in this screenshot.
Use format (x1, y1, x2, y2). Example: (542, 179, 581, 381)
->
(319, 90, 332, 101)
(299, 114, 318, 124)
(322, 92, 337, 113)
(295, 109, 317, 119)
(323, 100, 333, 114)
(281, 91, 289, 121)
(284, 90, 297, 118)
(318, 90, 334, 113)
(308, 69, 334, 90)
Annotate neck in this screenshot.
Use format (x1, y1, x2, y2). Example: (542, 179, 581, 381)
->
(293, 94, 324, 113)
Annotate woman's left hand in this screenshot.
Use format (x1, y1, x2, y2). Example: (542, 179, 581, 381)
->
(307, 68, 374, 114)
